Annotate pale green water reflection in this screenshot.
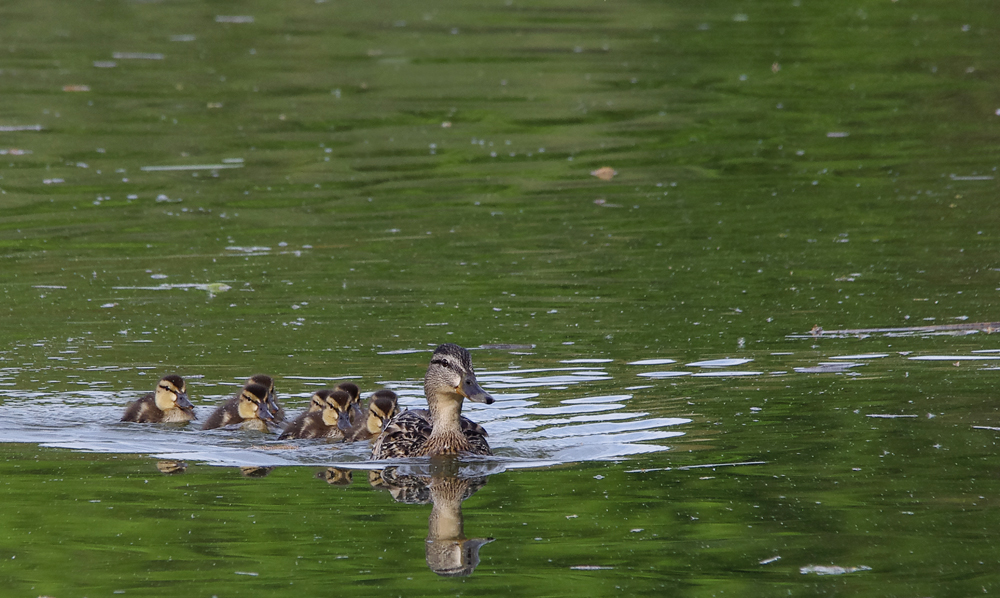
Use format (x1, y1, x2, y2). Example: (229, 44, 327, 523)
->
(3, 0, 1000, 595)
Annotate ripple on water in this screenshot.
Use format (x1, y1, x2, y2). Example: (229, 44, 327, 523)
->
(687, 358, 754, 368)
(0, 363, 691, 468)
(14, 346, 989, 468)
(908, 355, 1000, 361)
(627, 358, 677, 365)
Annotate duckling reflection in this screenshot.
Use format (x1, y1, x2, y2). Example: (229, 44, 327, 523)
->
(239, 466, 274, 478)
(373, 467, 494, 577)
(155, 460, 187, 475)
(316, 467, 353, 486)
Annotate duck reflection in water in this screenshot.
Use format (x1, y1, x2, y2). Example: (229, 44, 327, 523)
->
(372, 465, 494, 577)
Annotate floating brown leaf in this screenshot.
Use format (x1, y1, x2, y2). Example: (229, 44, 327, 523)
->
(590, 166, 617, 181)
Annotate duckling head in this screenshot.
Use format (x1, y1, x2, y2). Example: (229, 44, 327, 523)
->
(307, 390, 327, 412)
(336, 381, 363, 417)
(237, 383, 275, 422)
(366, 389, 400, 435)
(335, 382, 360, 403)
(154, 375, 193, 412)
(425, 344, 494, 405)
(319, 389, 356, 431)
(307, 383, 359, 413)
(247, 374, 278, 415)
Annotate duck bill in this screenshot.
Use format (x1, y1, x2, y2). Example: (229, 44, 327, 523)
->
(258, 402, 275, 422)
(460, 377, 494, 405)
(337, 409, 354, 431)
(176, 393, 194, 411)
(266, 398, 280, 416)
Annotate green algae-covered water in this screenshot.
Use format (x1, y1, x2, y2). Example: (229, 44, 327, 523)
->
(3, 0, 1000, 595)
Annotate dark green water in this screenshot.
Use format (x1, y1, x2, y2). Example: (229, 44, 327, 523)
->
(3, 0, 1000, 595)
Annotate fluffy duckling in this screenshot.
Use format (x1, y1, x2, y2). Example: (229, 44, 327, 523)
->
(121, 375, 194, 423)
(247, 374, 283, 423)
(371, 344, 494, 459)
(348, 390, 400, 441)
(278, 389, 358, 440)
(306, 382, 362, 418)
(202, 382, 275, 431)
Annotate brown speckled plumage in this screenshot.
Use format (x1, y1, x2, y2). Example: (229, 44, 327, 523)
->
(371, 344, 494, 459)
(202, 382, 275, 430)
(348, 389, 401, 441)
(278, 389, 358, 440)
(247, 374, 283, 422)
(121, 375, 194, 423)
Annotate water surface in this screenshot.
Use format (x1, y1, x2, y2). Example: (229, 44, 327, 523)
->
(3, 0, 1000, 595)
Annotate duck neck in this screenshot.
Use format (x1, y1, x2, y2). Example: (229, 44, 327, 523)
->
(427, 394, 464, 438)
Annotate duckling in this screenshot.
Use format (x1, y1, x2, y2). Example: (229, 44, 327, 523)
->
(348, 390, 401, 441)
(121, 374, 194, 423)
(201, 382, 275, 431)
(277, 389, 358, 440)
(247, 374, 284, 423)
(371, 344, 495, 459)
(301, 382, 362, 425)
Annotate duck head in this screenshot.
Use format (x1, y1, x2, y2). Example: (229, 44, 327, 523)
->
(425, 344, 494, 405)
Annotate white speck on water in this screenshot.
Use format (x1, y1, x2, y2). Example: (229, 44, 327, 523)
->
(800, 565, 871, 576)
